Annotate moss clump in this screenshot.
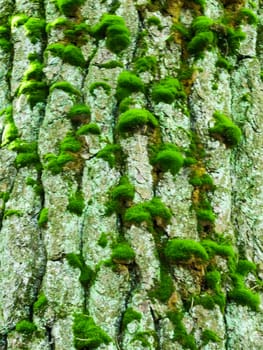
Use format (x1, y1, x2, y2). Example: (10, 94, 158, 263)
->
(73, 314, 111, 349)
(97, 144, 122, 168)
(111, 242, 135, 263)
(0, 25, 11, 52)
(151, 143, 184, 175)
(47, 43, 86, 67)
(134, 56, 157, 74)
(191, 16, 214, 33)
(60, 134, 81, 152)
(216, 56, 233, 71)
(89, 82, 111, 96)
(24, 17, 45, 43)
(195, 292, 226, 311)
(117, 109, 158, 134)
(38, 208, 48, 227)
(91, 14, 131, 54)
(165, 239, 209, 262)
(147, 16, 162, 29)
(76, 123, 101, 136)
(188, 31, 214, 55)
(209, 111, 242, 147)
(24, 61, 44, 81)
(33, 292, 48, 313)
(106, 176, 135, 215)
(11, 140, 40, 169)
(44, 152, 76, 174)
(11, 14, 28, 28)
(236, 260, 257, 276)
(196, 208, 216, 223)
(50, 81, 81, 95)
(98, 60, 123, 69)
(18, 81, 48, 107)
(122, 308, 142, 329)
(67, 104, 91, 124)
(124, 197, 172, 228)
(229, 288, 260, 311)
(201, 240, 235, 259)
(16, 320, 37, 334)
(225, 27, 246, 55)
(98, 233, 108, 248)
(116, 71, 144, 101)
(66, 253, 94, 288)
(150, 269, 174, 302)
(152, 77, 186, 104)
(55, 0, 85, 16)
(201, 329, 220, 345)
(4, 209, 23, 219)
(205, 270, 221, 293)
(0, 106, 18, 145)
(238, 8, 258, 25)
(67, 191, 85, 216)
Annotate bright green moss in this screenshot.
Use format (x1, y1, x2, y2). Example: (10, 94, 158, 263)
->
(47, 43, 86, 67)
(18, 81, 48, 107)
(122, 308, 141, 329)
(23, 61, 44, 81)
(147, 16, 162, 29)
(144, 197, 172, 224)
(12, 140, 40, 168)
(196, 208, 216, 223)
(11, 14, 28, 28)
(205, 270, 221, 293)
(124, 204, 152, 225)
(116, 71, 144, 101)
(64, 23, 89, 44)
(236, 260, 257, 276)
(191, 16, 214, 33)
(67, 104, 91, 124)
(0, 26, 11, 52)
(238, 8, 258, 25)
(225, 27, 246, 55)
(91, 14, 131, 54)
(98, 233, 108, 248)
(151, 144, 184, 175)
(89, 82, 111, 96)
(55, 0, 85, 16)
(50, 81, 81, 95)
(76, 123, 101, 136)
(16, 320, 37, 334)
(194, 292, 226, 311)
(152, 77, 186, 104)
(60, 134, 81, 152)
(150, 269, 174, 302)
(189, 173, 215, 189)
(97, 144, 122, 168)
(111, 242, 135, 263)
(201, 240, 235, 259)
(45, 152, 75, 174)
(165, 239, 209, 262)
(209, 111, 242, 147)
(1, 106, 18, 145)
(99, 60, 124, 69)
(24, 18, 45, 43)
(117, 109, 158, 134)
(46, 17, 68, 33)
(134, 56, 157, 73)
(67, 191, 85, 216)
(229, 288, 260, 311)
(216, 56, 233, 71)
(119, 97, 134, 112)
(73, 314, 111, 349)
(201, 329, 220, 345)
(26, 177, 43, 196)
(4, 209, 23, 219)
(106, 176, 135, 215)
(171, 23, 191, 39)
(38, 208, 48, 227)
(66, 253, 94, 288)
(188, 31, 214, 55)
(33, 292, 48, 313)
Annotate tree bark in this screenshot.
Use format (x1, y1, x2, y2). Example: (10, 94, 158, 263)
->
(0, 0, 263, 349)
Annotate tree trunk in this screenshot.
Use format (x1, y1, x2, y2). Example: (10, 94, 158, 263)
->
(0, 0, 263, 349)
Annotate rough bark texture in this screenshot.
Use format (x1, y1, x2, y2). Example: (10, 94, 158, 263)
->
(0, 0, 263, 349)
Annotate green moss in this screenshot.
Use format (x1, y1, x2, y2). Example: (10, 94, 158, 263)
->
(33, 292, 48, 313)
(229, 288, 260, 311)
(23, 61, 44, 81)
(152, 77, 186, 104)
(111, 242, 135, 263)
(73, 314, 111, 349)
(150, 269, 174, 302)
(205, 270, 221, 293)
(64, 23, 89, 44)
(67, 104, 91, 124)
(165, 239, 209, 262)
(60, 134, 81, 152)
(26, 177, 43, 196)
(98, 233, 108, 248)
(76, 123, 101, 136)
(151, 143, 184, 175)
(46, 17, 68, 32)
(0, 106, 18, 145)
(238, 8, 258, 25)
(105, 176, 135, 215)
(147, 16, 162, 29)
(131, 332, 152, 348)
(189, 173, 215, 189)
(12, 140, 40, 168)
(188, 31, 214, 55)
(15, 320, 37, 334)
(225, 27, 246, 55)
(117, 109, 158, 134)
(11, 14, 28, 28)
(119, 97, 134, 112)
(134, 56, 157, 73)
(45, 152, 76, 174)
(89, 82, 111, 96)
(195, 292, 226, 311)
(171, 23, 191, 39)
(201, 240, 235, 259)
(50, 81, 81, 95)
(236, 259, 257, 276)
(18, 81, 48, 107)
(98, 60, 123, 69)
(201, 329, 220, 345)
(67, 191, 85, 216)
(196, 208, 216, 223)
(191, 16, 214, 33)
(66, 253, 94, 288)
(209, 111, 242, 147)
(24, 17, 45, 43)
(47, 43, 86, 67)
(38, 208, 48, 227)
(97, 144, 122, 168)
(55, 0, 85, 16)
(216, 56, 233, 71)
(122, 308, 141, 329)
(0, 35, 11, 52)
(124, 197, 171, 228)
(116, 71, 144, 101)
(4, 209, 23, 219)
(91, 14, 131, 54)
